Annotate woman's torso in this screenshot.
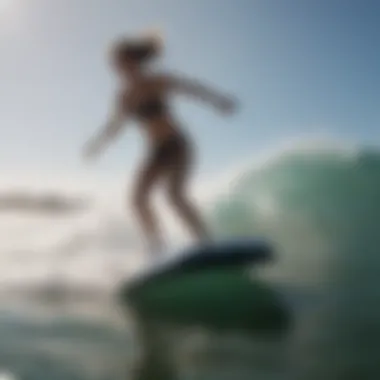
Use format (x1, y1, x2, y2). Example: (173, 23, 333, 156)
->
(123, 75, 181, 144)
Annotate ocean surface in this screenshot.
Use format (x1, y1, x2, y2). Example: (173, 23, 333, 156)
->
(0, 141, 379, 379)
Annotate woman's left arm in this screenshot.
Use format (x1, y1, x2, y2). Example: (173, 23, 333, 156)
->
(160, 73, 238, 115)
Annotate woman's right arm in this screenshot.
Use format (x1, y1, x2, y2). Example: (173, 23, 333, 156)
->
(82, 94, 128, 160)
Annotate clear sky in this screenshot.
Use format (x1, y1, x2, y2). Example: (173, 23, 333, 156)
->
(0, 0, 379, 183)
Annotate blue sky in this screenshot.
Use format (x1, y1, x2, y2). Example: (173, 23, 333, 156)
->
(0, 0, 379, 182)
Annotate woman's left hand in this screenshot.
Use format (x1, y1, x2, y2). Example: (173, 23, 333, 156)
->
(217, 96, 238, 115)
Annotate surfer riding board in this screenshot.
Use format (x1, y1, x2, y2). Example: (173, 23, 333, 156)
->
(82, 30, 236, 256)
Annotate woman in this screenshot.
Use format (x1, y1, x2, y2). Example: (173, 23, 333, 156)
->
(83, 33, 237, 255)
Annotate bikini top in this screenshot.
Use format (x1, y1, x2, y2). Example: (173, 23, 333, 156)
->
(134, 97, 167, 121)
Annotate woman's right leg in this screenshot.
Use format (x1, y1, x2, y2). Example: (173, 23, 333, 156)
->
(132, 159, 164, 255)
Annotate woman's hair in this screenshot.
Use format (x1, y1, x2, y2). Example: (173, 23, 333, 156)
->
(111, 31, 163, 65)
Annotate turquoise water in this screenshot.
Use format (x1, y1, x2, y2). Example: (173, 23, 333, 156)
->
(0, 295, 296, 380)
(0, 298, 133, 380)
(0, 144, 379, 379)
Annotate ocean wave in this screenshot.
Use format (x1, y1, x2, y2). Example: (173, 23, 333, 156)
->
(210, 140, 380, 378)
(211, 142, 380, 283)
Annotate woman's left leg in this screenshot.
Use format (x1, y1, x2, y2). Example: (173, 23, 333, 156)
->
(165, 138, 210, 242)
